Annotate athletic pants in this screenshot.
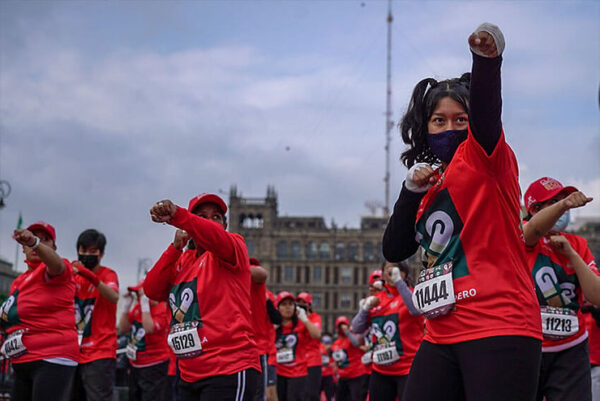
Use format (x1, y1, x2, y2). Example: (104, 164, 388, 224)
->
(403, 336, 541, 401)
(320, 375, 335, 401)
(592, 365, 600, 401)
(12, 360, 76, 401)
(72, 358, 116, 401)
(178, 368, 259, 401)
(253, 354, 268, 401)
(536, 339, 591, 401)
(337, 375, 367, 401)
(368, 370, 407, 401)
(129, 360, 170, 401)
(306, 365, 322, 401)
(276, 375, 307, 401)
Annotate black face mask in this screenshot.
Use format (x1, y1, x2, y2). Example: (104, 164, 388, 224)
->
(78, 254, 99, 270)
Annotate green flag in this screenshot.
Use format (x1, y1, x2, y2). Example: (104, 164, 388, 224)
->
(16, 212, 23, 229)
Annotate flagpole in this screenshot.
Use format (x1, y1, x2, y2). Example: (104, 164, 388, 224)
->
(13, 211, 22, 272)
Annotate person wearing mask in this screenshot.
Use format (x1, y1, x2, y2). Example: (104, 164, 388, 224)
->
(118, 281, 171, 401)
(352, 262, 424, 400)
(295, 291, 322, 401)
(368, 270, 384, 296)
(274, 291, 320, 401)
(331, 316, 367, 401)
(250, 258, 282, 401)
(522, 177, 597, 401)
(319, 333, 335, 401)
(73, 229, 119, 401)
(265, 289, 280, 401)
(1, 222, 78, 401)
(381, 23, 542, 401)
(144, 194, 260, 401)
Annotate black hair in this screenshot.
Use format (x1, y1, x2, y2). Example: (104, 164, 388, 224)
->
(400, 73, 471, 168)
(276, 313, 298, 338)
(77, 229, 107, 253)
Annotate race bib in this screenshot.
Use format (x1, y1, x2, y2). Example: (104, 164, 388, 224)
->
(331, 349, 345, 362)
(276, 348, 294, 364)
(373, 343, 399, 366)
(541, 306, 579, 340)
(1, 330, 27, 359)
(125, 343, 137, 361)
(167, 321, 202, 358)
(361, 350, 373, 365)
(321, 355, 330, 366)
(412, 262, 455, 319)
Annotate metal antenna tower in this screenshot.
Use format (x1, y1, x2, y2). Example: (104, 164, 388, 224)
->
(383, 0, 393, 217)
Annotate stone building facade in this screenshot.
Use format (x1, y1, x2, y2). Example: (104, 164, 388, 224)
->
(228, 186, 388, 332)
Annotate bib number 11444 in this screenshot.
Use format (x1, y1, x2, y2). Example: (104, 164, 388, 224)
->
(412, 262, 455, 319)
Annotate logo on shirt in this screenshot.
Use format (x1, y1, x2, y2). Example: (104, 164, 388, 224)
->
(416, 188, 469, 279)
(331, 348, 349, 368)
(130, 321, 146, 352)
(371, 313, 403, 356)
(75, 297, 96, 338)
(532, 254, 578, 310)
(0, 291, 21, 330)
(169, 278, 202, 326)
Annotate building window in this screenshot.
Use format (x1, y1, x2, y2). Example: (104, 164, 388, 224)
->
(325, 266, 330, 284)
(296, 265, 302, 283)
(341, 267, 352, 284)
(354, 267, 359, 285)
(240, 213, 264, 229)
(340, 293, 351, 308)
(334, 267, 339, 284)
(348, 242, 359, 261)
(363, 242, 376, 262)
(306, 242, 317, 260)
(325, 292, 329, 309)
(354, 292, 359, 309)
(284, 265, 294, 282)
(313, 266, 322, 282)
(291, 241, 302, 260)
(277, 241, 288, 259)
(319, 242, 330, 260)
(333, 292, 338, 308)
(304, 266, 310, 284)
(377, 242, 384, 262)
(245, 239, 256, 257)
(313, 293, 322, 308)
(334, 242, 345, 261)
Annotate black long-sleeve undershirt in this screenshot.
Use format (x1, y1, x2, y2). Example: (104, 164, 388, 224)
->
(382, 53, 503, 263)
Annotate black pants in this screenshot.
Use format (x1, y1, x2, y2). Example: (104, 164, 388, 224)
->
(253, 355, 268, 401)
(12, 360, 76, 401)
(72, 358, 116, 401)
(320, 375, 335, 401)
(368, 370, 407, 401)
(178, 368, 259, 401)
(276, 375, 307, 401)
(403, 336, 541, 401)
(536, 339, 591, 401)
(129, 360, 170, 401)
(306, 366, 321, 401)
(337, 375, 367, 401)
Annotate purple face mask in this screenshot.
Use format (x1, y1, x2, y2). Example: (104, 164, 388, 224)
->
(427, 129, 468, 164)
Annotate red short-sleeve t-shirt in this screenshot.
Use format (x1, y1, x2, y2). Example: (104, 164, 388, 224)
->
(274, 320, 310, 378)
(367, 284, 424, 376)
(331, 336, 366, 379)
(75, 266, 119, 363)
(305, 313, 322, 367)
(1, 260, 79, 364)
(127, 301, 170, 367)
(526, 232, 598, 351)
(414, 129, 542, 344)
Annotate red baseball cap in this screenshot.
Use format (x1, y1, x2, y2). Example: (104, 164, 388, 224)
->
(276, 291, 295, 307)
(26, 221, 56, 242)
(524, 177, 577, 213)
(368, 269, 383, 285)
(296, 291, 313, 304)
(249, 257, 261, 266)
(127, 280, 144, 292)
(188, 193, 228, 215)
(336, 316, 350, 327)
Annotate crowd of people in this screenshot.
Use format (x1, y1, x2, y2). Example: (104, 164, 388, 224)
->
(0, 21, 597, 401)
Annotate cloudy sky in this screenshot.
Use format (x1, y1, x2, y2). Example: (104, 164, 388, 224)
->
(0, 0, 598, 288)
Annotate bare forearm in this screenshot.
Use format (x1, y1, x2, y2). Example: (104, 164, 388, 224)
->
(304, 320, 321, 339)
(524, 202, 568, 246)
(97, 282, 119, 304)
(141, 312, 155, 334)
(36, 243, 65, 276)
(118, 313, 131, 334)
(570, 254, 600, 305)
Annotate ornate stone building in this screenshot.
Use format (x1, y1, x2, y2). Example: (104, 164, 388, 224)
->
(228, 186, 388, 332)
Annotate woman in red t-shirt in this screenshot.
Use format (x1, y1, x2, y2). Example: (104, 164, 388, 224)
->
(274, 291, 320, 401)
(118, 281, 171, 401)
(331, 316, 367, 401)
(382, 23, 542, 401)
(1, 222, 78, 401)
(522, 177, 597, 401)
(319, 333, 335, 401)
